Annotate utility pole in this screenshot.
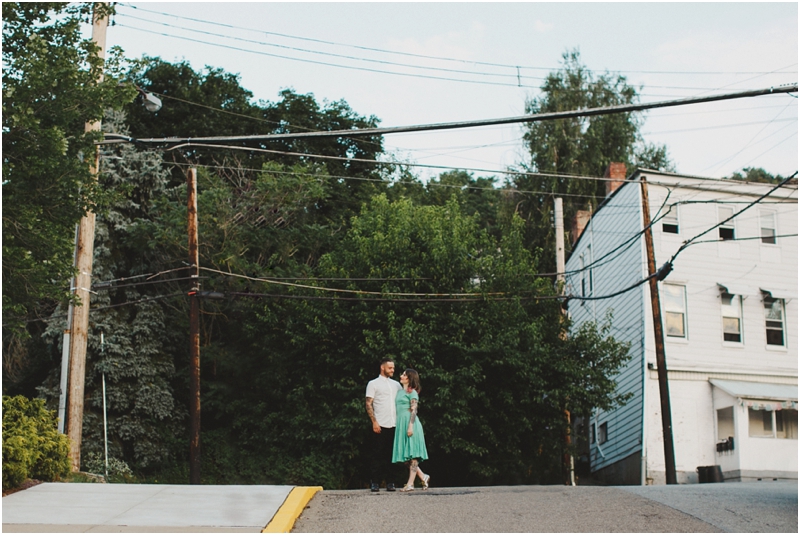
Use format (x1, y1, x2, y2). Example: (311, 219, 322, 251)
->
(65, 3, 108, 471)
(555, 197, 566, 289)
(187, 168, 202, 485)
(554, 198, 575, 486)
(640, 176, 677, 485)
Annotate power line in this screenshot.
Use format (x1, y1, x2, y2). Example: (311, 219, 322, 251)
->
(102, 84, 798, 146)
(118, 13, 549, 84)
(116, 4, 798, 77)
(115, 23, 541, 89)
(668, 173, 798, 264)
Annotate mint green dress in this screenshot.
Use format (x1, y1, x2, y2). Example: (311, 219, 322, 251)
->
(392, 389, 428, 463)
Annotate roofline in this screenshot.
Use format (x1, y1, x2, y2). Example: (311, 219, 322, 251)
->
(568, 167, 797, 252)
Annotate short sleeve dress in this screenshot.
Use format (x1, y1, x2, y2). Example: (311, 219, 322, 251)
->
(392, 389, 428, 463)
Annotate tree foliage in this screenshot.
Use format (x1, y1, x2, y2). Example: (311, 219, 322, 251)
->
(2, 395, 70, 489)
(727, 166, 786, 184)
(509, 49, 674, 272)
(6, 49, 636, 487)
(2, 2, 135, 356)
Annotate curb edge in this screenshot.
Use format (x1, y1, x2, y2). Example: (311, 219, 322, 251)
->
(262, 486, 323, 533)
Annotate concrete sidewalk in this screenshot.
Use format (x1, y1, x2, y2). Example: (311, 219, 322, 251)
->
(2, 483, 295, 533)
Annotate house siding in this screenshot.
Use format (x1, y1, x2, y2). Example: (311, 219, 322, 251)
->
(566, 170, 797, 485)
(565, 180, 646, 475)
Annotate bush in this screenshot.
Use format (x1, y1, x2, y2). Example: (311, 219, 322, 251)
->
(2, 395, 70, 489)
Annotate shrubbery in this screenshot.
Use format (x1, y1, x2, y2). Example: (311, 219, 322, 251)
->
(2, 395, 70, 490)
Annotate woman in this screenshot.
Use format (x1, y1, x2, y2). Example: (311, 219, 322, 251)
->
(392, 368, 430, 491)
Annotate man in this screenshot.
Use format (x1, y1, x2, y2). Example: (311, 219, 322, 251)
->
(365, 357, 402, 492)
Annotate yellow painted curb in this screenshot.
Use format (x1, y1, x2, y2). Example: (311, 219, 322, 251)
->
(262, 486, 323, 533)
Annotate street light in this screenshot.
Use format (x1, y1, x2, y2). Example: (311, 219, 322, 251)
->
(133, 85, 162, 113)
(140, 90, 162, 113)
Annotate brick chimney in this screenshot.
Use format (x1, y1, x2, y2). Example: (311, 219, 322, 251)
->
(571, 210, 591, 246)
(604, 162, 627, 197)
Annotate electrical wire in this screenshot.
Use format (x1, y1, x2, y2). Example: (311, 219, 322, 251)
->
(118, 13, 549, 84)
(102, 84, 799, 148)
(116, 4, 798, 77)
(115, 23, 542, 89)
(668, 173, 798, 265)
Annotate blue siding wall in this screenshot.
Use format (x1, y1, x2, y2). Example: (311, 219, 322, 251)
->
(565, 181, 645, 473)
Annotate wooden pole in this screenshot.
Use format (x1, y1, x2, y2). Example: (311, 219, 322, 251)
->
(66, 4, 108, 471)
(640, 176, 678, 485)
(187, 168, 202, 484)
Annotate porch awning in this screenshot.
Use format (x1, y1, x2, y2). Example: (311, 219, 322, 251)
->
(710, 379, 798, 410)
(760, 287, 797, 300)
(717, 283, 755, 296)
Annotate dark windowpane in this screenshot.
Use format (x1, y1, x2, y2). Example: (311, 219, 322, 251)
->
(719, 227, 735, 240)
(663, 223, 679, 234)
(723, 332, 741, 342)
(761, 228, 776, 244)
(767, 329, 784, 346)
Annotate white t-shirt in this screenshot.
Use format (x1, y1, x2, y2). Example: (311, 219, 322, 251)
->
(365, 375, 402, 428)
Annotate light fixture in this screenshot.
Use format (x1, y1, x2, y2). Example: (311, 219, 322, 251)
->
(140, 90, 162, 113)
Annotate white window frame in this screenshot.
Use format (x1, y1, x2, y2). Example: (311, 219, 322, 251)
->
(759, 209, 777, 245)
(763, 296, 786, 347)
(718, 206, 736, 241)
(662, 283, 688, 338)
(721, 293, 744, 344)
(662, 204, 679, 234)
(748, 408, 798, 439)
(586, 245, 593, 296)
(598, 422, 608, 444)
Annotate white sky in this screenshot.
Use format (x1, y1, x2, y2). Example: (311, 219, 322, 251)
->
(103, 1, 798, 182)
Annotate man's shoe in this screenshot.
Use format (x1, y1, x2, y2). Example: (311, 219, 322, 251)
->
(370, 482, 380, 492)
(386, 482, 396, 492)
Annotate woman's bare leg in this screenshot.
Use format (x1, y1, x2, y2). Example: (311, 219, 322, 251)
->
(404, 460, 418, 489)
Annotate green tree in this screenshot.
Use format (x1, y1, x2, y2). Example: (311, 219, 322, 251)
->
(38, 110, 184, 472)
(124, 58, 388, 228)
(2, 3, 135, 362)
(509, 49, 674, 272)
(728, 167, 785, 183)
(201, 196, 631, 487)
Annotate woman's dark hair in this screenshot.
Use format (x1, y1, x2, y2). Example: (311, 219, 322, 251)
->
(404, 368, 421, 393)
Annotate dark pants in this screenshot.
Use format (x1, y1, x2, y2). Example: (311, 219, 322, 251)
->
(369, 426, 396, 486)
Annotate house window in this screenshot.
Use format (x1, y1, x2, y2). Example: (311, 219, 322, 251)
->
(598, 422, 608, 444)
(764, 297, 786, 347)
(662, 205, 679, 234)
(587, 245, 593, 296)
(718, 206, 735, 240)
(749, 408, 798, 439)
(721, 293, 743, 343)
(748, 408, 773, 437)
(760, 209, 777, 244)
(662, 283, 687, 338)
(580, 256, 586, 297)
(716, 407, 734, 441)
(776, 410, 798, 439)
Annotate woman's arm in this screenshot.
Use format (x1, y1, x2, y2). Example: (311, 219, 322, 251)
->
(407, 398, 417, 437)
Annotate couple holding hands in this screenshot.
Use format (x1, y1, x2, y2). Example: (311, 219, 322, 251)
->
(365, 358, 430, 492)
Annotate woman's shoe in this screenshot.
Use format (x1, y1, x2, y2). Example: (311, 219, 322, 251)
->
(421, 473, 430, 490)
(399, 484, 415, 492)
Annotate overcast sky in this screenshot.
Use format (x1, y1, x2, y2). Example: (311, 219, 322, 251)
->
(103, 2, 798, 182)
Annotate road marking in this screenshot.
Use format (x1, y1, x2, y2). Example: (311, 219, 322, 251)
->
(262, 486, 323, 533)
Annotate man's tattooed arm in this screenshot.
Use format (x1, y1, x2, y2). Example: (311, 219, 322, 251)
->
(366, 397, 380, 433)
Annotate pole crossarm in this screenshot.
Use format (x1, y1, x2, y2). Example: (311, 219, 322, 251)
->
(101, 84, 798, 146)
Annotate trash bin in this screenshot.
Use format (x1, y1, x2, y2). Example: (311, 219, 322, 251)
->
(697, 465, 724, 483)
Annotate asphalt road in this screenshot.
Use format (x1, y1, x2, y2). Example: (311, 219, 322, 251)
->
(292, 481, 798, 533)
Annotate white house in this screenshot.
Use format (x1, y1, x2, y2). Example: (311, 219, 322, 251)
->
(565, 167, 797, 485)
